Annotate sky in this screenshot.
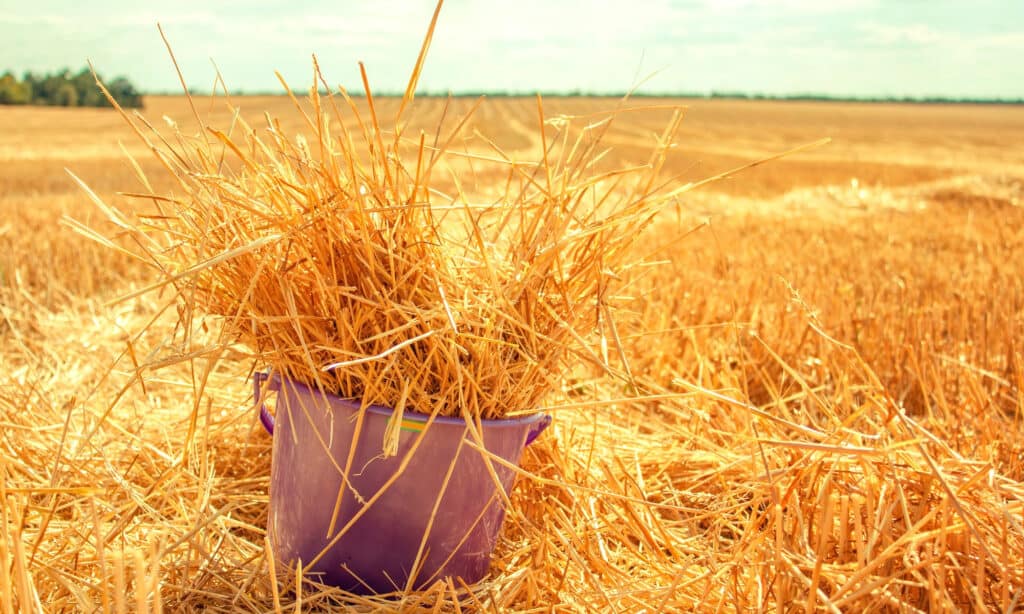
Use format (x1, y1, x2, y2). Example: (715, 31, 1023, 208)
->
(1, 0, 1023, 99)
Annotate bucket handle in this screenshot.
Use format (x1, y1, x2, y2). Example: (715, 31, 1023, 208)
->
(254, 370, 551, 443)
(254, 371, 277, 436)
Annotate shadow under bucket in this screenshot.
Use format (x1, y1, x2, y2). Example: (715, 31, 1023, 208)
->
(254, 371, 551, 594)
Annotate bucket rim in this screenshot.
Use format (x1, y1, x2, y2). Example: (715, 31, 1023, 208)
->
(266, 370, 550, 427)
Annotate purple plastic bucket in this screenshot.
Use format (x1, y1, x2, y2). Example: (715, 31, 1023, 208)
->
(254, 371, 550, 593)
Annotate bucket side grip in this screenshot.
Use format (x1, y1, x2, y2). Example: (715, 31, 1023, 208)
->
(254, 371, 278, 436)
(525, 415, 552, 446)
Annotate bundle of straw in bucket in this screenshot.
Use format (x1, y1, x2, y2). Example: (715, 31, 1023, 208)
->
(73, 0, 705, 594)
(78, 30, 689, 424)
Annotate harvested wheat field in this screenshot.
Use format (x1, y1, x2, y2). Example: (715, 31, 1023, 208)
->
(2, 73, 1024, 613)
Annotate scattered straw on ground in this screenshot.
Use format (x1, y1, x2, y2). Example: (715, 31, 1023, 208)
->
(3, 171, 1024, 611)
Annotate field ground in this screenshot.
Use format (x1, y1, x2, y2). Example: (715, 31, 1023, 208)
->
(2, 95, 1024, 611)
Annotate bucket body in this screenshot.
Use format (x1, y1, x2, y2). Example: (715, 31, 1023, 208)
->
(255, 372, 550, 593)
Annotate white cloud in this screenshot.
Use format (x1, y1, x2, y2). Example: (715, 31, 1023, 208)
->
(0, 11, 218, 29)
(860, 23, 947, 46)
(972, 31, 1024, 50)
(699, 0, 875, 12)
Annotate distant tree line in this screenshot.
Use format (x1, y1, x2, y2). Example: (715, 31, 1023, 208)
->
(212, 87, 1024, 105)
(0, 68, 143, 108)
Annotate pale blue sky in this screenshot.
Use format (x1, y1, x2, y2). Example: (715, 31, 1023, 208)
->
(2, 0, 1022, 98)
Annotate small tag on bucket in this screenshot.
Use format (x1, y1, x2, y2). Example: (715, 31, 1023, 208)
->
(400, 418, 426, 434)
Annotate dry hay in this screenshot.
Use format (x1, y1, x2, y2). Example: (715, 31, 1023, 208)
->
(4, 177, 1024, 612)
(66, 49, 696, 424)
(3, 7, 1024, 614)
(3, 192, 1024, 611)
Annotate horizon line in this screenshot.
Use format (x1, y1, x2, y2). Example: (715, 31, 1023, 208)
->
(141, 89, 1024, 105)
